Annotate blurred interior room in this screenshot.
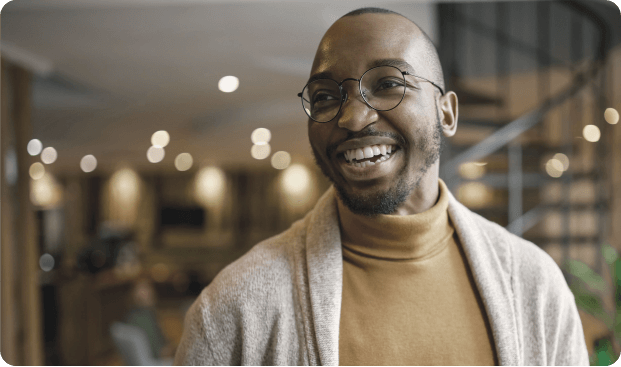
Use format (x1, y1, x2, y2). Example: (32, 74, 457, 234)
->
(1, 0, 621, 365)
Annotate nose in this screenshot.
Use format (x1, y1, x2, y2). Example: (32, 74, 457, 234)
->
(336, 82, 378, 132)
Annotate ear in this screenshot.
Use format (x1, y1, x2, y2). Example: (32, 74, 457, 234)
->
(439, 91, 458, 137)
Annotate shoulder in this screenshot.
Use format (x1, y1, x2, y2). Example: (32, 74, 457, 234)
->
(467, 209, 568, 294)
(174, 217, 310, 365)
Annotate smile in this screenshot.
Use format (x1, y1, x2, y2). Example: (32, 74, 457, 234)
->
(338, 144, 400, 180)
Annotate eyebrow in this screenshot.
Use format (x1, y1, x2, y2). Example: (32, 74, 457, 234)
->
(306, 58, 418, 85)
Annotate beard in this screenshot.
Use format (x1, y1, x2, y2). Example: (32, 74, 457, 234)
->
(312, 112, 445, 217)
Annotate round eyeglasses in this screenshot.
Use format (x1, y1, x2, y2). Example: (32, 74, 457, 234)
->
(298, 65, 445, 123)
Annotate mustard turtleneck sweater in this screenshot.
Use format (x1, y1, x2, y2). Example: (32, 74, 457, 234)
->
(337, 179, 497, 366)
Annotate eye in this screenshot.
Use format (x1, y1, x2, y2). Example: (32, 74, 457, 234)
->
(312, 92, 339, 104)
(375, 78, 405, 92)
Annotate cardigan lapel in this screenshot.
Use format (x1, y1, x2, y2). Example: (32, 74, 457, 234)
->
(305, 187, 343, 366)
(303, 186, 520, 365)
(447, 191, 520, 365)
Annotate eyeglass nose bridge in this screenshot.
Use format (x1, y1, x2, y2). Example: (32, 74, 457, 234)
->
(338, 77, 365, 104)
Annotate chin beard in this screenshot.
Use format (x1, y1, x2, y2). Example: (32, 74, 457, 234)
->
(311, 115, 445, 217)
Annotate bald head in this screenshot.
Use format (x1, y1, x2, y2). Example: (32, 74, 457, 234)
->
(338, 7, 444, 91)
(315, 7, 446, 90)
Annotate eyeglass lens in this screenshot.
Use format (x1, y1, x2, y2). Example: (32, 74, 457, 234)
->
(301, 66, 406, 123)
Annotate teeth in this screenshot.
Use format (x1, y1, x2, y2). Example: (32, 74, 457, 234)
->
(344, 145, 396, 166)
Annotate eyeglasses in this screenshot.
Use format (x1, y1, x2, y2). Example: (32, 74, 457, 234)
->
(298, 65, 445, 123)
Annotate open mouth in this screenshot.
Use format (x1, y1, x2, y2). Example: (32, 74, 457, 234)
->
(339, 144, 398, 168)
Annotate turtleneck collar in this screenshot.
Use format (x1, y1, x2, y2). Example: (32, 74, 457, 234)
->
(337, 179, 453, 261)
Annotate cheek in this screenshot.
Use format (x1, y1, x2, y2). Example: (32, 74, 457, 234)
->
(308, 124, 329, 154)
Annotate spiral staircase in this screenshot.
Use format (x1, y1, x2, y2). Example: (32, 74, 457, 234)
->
(436, 1, 619, 358)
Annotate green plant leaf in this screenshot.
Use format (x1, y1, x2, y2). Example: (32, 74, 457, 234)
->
(566, 259, 608, 293)
(570, 283, 614, 329)
(602, 243, 618, 266)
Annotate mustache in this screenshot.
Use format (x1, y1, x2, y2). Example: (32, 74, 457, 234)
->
(326, 127, 407, 157)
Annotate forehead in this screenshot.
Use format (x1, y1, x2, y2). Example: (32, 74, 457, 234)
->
(311, 13, 427, 79)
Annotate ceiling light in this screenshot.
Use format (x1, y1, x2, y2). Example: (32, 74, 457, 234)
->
(80, 155, 97, 173)
(251, 143, 271, 160)
(147, 146, 165, 163)
(41, 147, 58, 164)
(583, 125, 601, 142)
(151, 130, 170, 148)
(251, 128, 271, 145)
(174, 153, 193, 171)
(271, 151, 291, 170)
(545, 159, 563, 178)
(604, 108, 619, 125)
(218, 76, 239, 93)
(27, 139, 42, 156)
(552, 153, 569, 171)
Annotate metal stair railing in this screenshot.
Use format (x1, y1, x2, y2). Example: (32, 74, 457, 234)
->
(440, 0, 610, 241)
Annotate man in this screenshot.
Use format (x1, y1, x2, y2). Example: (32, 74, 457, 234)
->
(175, 8, 588, 365)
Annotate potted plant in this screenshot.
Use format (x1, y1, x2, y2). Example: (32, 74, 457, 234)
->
(565, 243, 621, 365)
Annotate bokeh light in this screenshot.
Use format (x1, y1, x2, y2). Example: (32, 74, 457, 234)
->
(195, 166, 226, 206)
(251, 128, 271, 145)
(147, 146, 165, 163)
(271, 151, 291, 170)
(31, 172, 63, 207)
(457, 182, 492, 208)
(41, 147, 58, 164)
(27, 139, 42, 156)
(80, 155, 97, 172)
(29, 162, 45, 180)
(546, 159, 564, 178)
(151, 130, 170, 147)
(251, 143, 271, 160)
(583, 125, 601, 142)
(604, 108, 619, 125)
(282, 164, 310, 197)
(174, 153, 193, 171)
(552, 153, 569, 171)
(459, 162, 486, 179)
(150, 263, 170, 282)
(39, 253, 55, 272)
(218, 76, 239, 93)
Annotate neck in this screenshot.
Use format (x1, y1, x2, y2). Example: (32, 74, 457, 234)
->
(392, 163, 440, 216)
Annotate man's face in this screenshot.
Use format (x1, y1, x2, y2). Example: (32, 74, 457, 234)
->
(308, 14, 445, 216)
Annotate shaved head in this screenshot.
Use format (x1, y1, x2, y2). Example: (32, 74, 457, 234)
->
(339, 7, 445, 92)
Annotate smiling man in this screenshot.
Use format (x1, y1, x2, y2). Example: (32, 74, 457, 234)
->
(175, 8, 588, 366)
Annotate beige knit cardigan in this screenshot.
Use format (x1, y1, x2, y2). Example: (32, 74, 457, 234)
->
(174, 186, 589, 365)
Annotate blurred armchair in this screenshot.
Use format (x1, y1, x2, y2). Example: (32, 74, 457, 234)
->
(110, 322, 173, 366)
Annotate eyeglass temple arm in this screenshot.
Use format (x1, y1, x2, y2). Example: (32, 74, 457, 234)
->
(402, 71, 445, 96)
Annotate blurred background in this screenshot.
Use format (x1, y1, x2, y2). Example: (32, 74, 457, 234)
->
(1, 0, 620, 365)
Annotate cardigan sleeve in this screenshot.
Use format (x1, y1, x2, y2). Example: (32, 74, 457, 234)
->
(548, 284, 590, 365)
(511, 235, 589, 365)
(174, 297, 211, 366)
